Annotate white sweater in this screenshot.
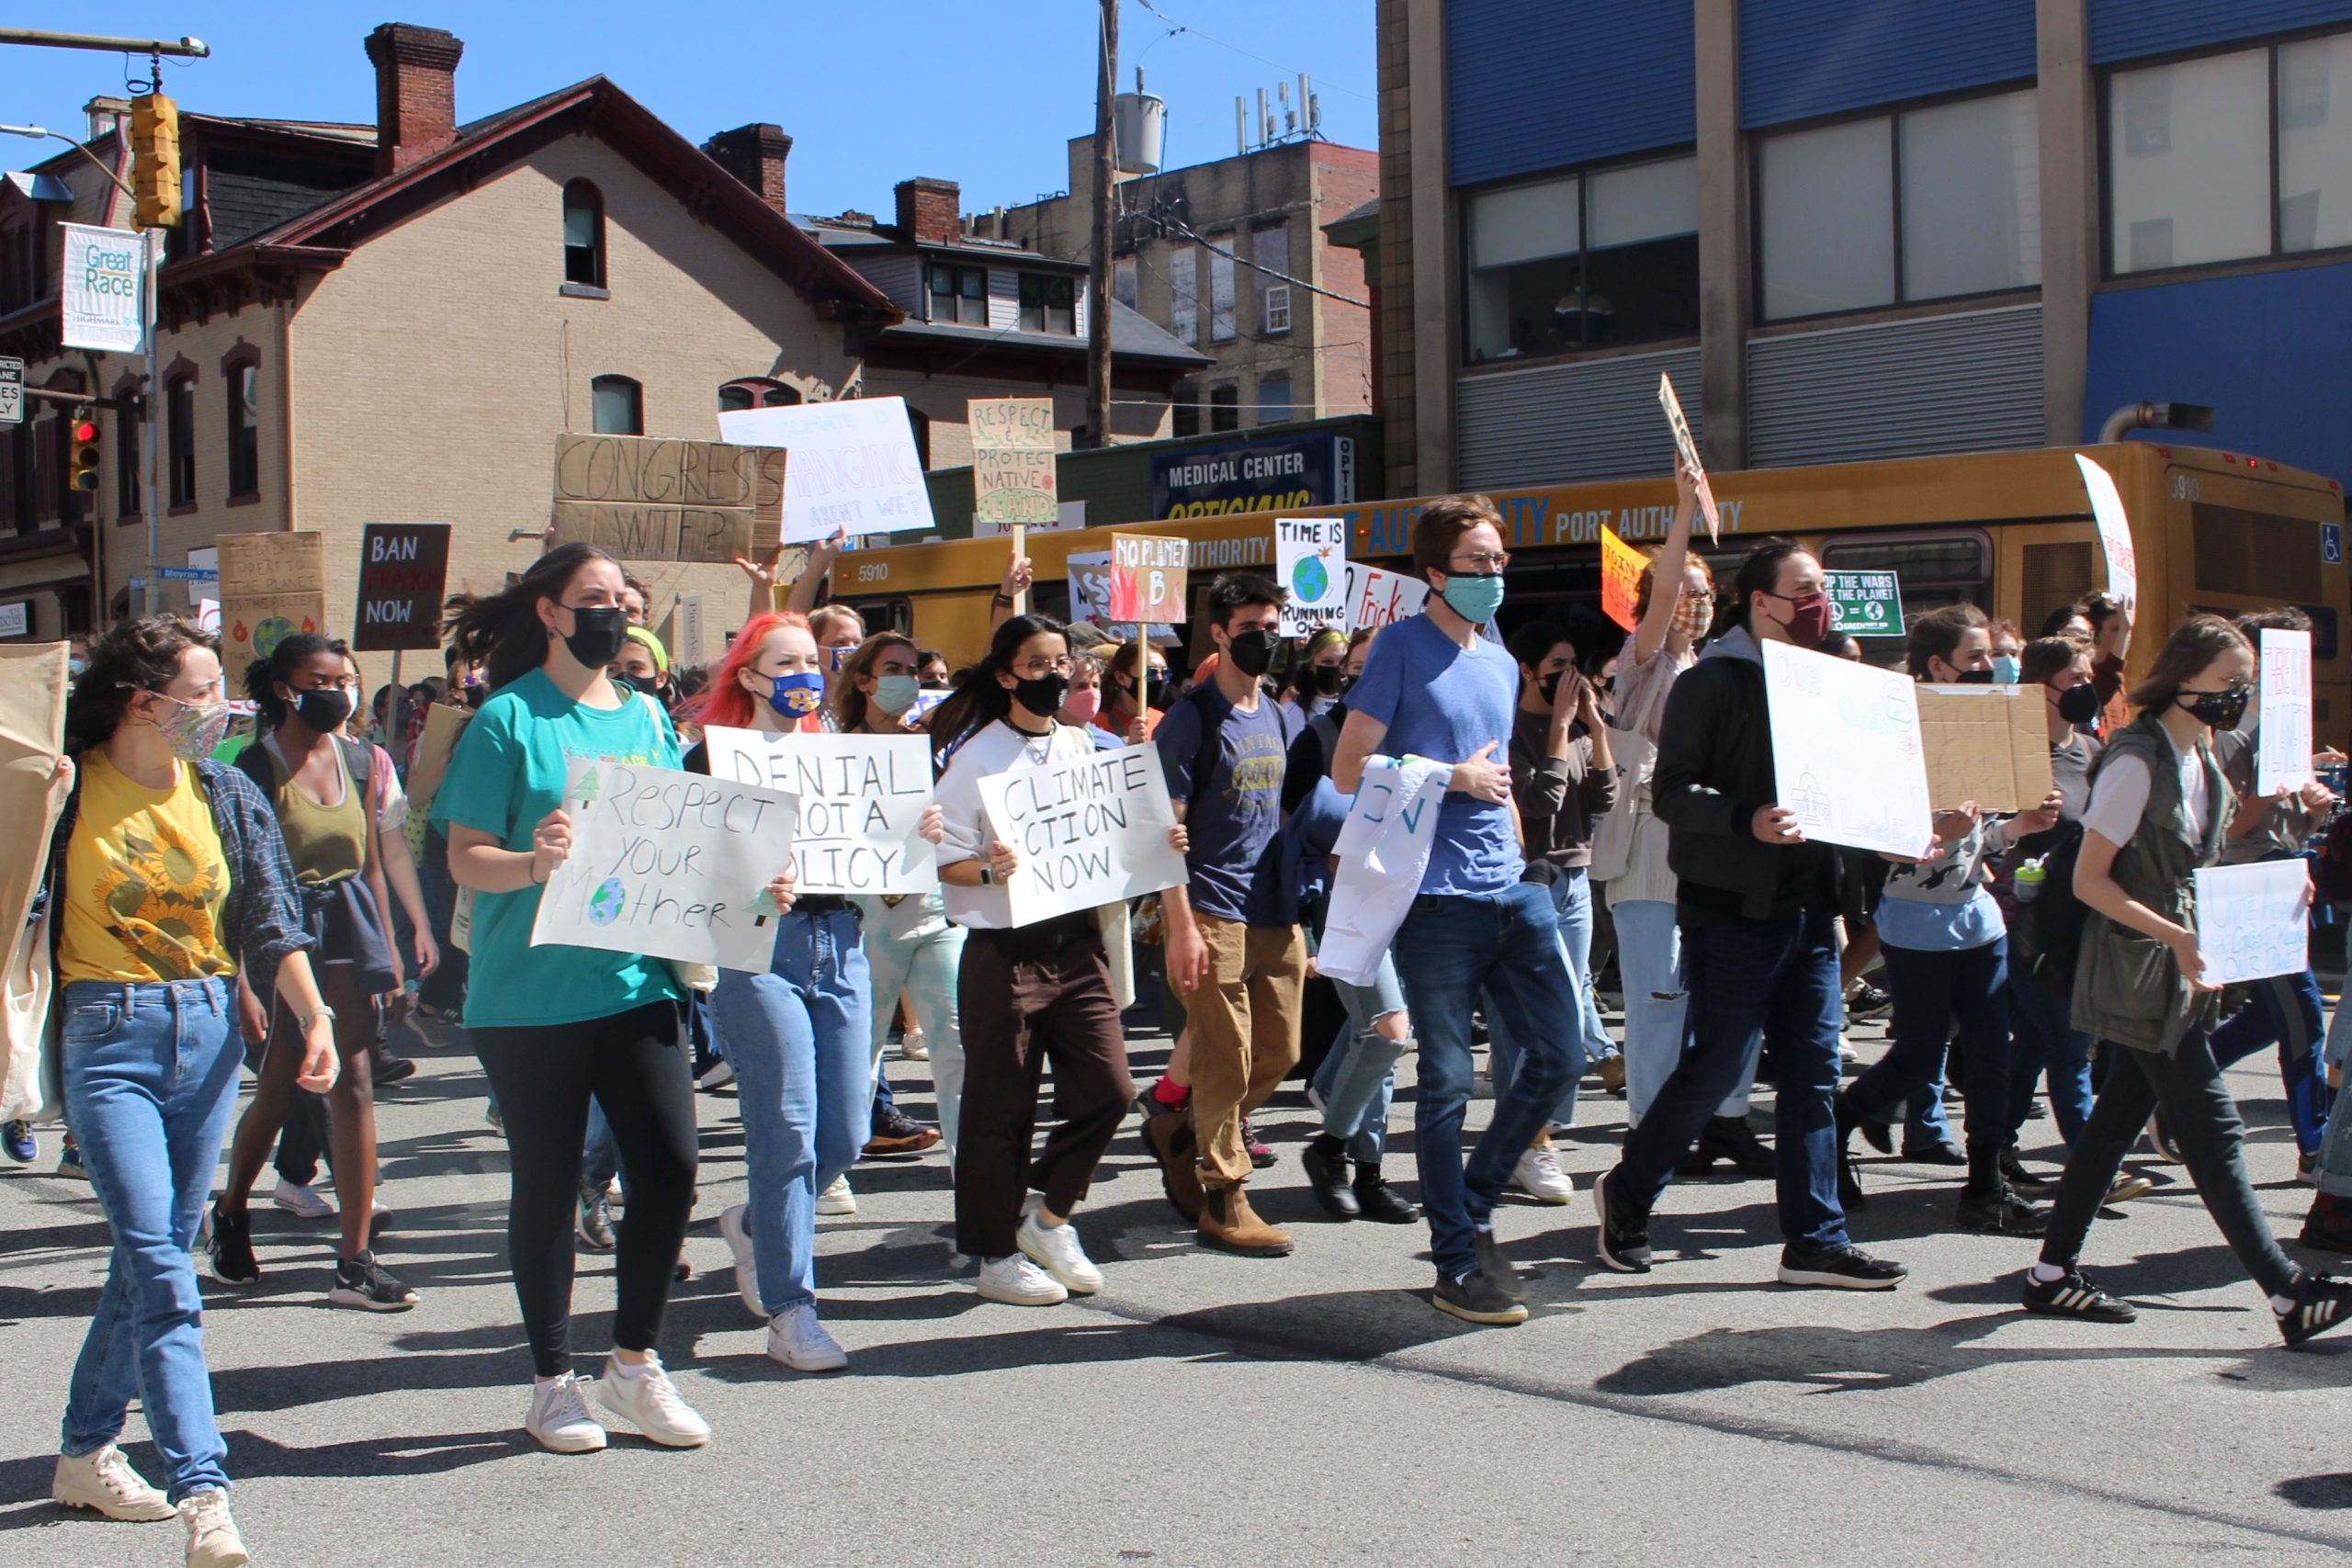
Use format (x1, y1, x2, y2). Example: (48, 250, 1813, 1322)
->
(933, 718, 1099, 931)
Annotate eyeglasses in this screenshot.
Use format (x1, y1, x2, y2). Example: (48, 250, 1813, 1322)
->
(1449, 552, 1510, 573)
(1015, 656, 1075, 677)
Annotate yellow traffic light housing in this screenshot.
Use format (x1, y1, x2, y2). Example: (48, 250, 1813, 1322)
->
(130, 93, 180, 231)
(67, 411, 102, 494)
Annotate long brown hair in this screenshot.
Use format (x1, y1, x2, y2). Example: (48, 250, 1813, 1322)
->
(833, 630, 920, 730)
(2128, 614, 2252, 712)
(443, 542, 620, 693)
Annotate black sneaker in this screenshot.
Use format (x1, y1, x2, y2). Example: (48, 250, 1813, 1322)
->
(328, 1251, 418, 1312)
(1904, 1139, 1968, 1166)
(1592, 1168, 1652, 1274)
(1699, 1114, 1775, 1177)
(1351, 1165, 1419, 1224)
(1838, 1143, 1868, 1212)
(1956, 1182, 2049, 1236)
(1432, 1267, 1528, 1326)
(1300, 1134, 1358, 1220)
(577, 1182, 616, 1252)
(2301, 1194, 2352, 1253)
(863, 1104, 940, 1157)
(2021, 1267, 2137, 1323)
(1777, 1244, 1906, 1290)
(2279, 1273, 2352, 1348)
(1998, 1148, 2058, 1194)
(369, 1047, 417, 1085)
(201, 1203, 260, 1286)
(1474, 1228, 1525, 1302)
(1848, 981, 1892, 1019)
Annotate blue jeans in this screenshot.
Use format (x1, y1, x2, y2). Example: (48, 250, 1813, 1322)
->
(1614, 897, 1758, 1123)
(1390, 883, 1582, 1280)
(58, 978, 241, 1503)
(1486, 869, 1611, 1125)
(1846, 939, 2011, 1156)
(2004, 959, 2094, 1147)
(1316, 945, 1407, 1163)
(1617, 908, 1848, 1253)
(710, 908, 871, 1314)
(2211, 969, 2329, 1156)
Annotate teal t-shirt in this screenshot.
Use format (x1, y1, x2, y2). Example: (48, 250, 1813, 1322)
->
(431, 669, 684, 1028)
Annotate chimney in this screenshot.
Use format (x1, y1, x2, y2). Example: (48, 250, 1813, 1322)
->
(364, 23, 464, 175)
(894, 177, 961, 245)
(703, 124, 792, 215)
(84, 96, 131, 145)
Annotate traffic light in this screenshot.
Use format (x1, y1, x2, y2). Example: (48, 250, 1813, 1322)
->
(67, 412, 102, 494)
(129, 92, 180, 231)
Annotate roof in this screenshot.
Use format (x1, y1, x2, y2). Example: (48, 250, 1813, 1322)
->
(794, 217, 1082, 272)
(872, 299, 1210, 367)
(3, 170, 75, 202)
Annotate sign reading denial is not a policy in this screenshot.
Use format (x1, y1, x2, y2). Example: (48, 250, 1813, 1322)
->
(978, 744, 1187, 927)
(700, 728, 938, 895)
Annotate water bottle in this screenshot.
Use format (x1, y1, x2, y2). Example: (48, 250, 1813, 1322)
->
(2014, 857, 2046, 904)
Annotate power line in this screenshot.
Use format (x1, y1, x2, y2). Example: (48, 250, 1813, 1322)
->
(1128, 0, 1374, 101)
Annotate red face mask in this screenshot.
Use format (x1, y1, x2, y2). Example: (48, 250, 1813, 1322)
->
(1768, 590, 1832, 646)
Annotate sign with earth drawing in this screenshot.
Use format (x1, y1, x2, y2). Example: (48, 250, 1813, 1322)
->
(1276, 516, 1348, 635)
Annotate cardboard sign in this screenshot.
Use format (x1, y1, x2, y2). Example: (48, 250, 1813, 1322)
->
(1277, 517, 1348, 634)
(700, 728, 939, 895)
(2194, 861, 2312, 985)
(1600, 525, 1645, 633)
(1826, 570, 1905, 636)
(352, 523, 452, 652)
(719, 396, 935, 544)
(1343, 563, 1430, 631)
(62, 223, 142, 354)
(969, 397, 1058, 529)
(978, 743, 1187, 926)
(2075, 454, 2137, 612)
(531, 758, 797, 974)
(1109, 534, 1190, 624)
(975, 500, 1087, 539)
(2258, 627, 2315, 797)
(1658, 373, 1722, 545)
(1916, 685, 2054, 813)
(1761, 639, 1932, 857)
(217, 531, 326, 687)
(550, 434, 786, 565)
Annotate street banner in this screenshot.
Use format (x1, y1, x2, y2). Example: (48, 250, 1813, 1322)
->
(719, 396, 935, 544)
(1916, 685, 2053, 813)
(1317, 756, 1450, 987)
(0, 641, 71, 1121)
(1760, 639, 1932, 857)
(2194, 861, 2312, 985)
(531, 758, 797, 974)
(217, 531, 326, 688)
(2075, 454, 2138, 612)
(62, 224, 142, 354)
(1109, 534, 1190, 624)
(1276, 517, 1348, 635)
(353, 523, 452, 652)
(978, 744, 1186, 927)
(1600, 525, 1644, 633)
(969, 398, 1058, 529)
(1657, 372, 1721, 545)
(2258, 627, 2315, 797)
(1343, 563, 1429, 631)
(1826, 570, 1905, 636)
(700, 728, 939, 895)
(550, 434, 786, 564)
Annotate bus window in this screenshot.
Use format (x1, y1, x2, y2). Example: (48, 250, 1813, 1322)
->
(2018, 538, 2097, 637)
(2193, 502, 2324, 602)
(1817, 531, 1992, 655)
(842, 595, 913, 636)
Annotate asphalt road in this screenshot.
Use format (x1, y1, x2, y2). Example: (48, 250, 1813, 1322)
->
(5, 1009, 2349, 1567)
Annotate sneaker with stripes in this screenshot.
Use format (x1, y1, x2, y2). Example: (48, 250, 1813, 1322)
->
(2022, 1267, 2137, 1323)
(2278, 1273, 2352, 1348)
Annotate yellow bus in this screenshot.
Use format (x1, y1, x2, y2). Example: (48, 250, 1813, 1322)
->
(828, 442, 2350, 740)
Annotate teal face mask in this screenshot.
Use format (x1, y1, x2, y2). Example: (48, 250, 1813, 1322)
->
(1438, 571, 1507, 625)
(871, 674, 922, 717)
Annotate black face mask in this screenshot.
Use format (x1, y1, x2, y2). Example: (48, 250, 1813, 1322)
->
(610, 670, 659, 701)
(2054, 682, 2102, 727)
(556, 604, 629, 670)
(1142, 673, 1171, 709)
(1536, 671, 1565, 705)
(2177, 682, 2253, 732)
(1226, 628, 1280, 680)
(1012, 672, 1069, 719)
(1308, 663, 1346, 697)
(1951, 667, 1996, 685)
(290, 688, 353, 734)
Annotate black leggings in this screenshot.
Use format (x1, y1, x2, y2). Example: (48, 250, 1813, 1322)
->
(471, 999, 696, 1378)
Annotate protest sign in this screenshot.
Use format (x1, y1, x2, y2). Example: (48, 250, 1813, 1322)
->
(1109, 534, 1191, 624)
(975, 500, 1086, 539)
(1657, 373, 1721, 545)
(531, 758, 797, 974)
(1318, 757, 1450, 987)
(2194, 860, 2312, 985)
(0, 642, 69, 1121)
(353, 523, 451, 652)
(1826, 570, 1905, 636)
(1760, 639, 1932, 857)
(1343, 563, 1429, 631)
(1069, 551, 1174, 639)
(1600, 525, 1645, 633)
(550, 434, 786, 564)
(701, 728, 939, 894)
(719, 396, 935, 544)
(978, 744, 1186, 926)
(1916, 685, 2053, 813)
(195, 599, 220, 633)
(1277, 517, 1349, 634)
(2074, 454, 2137, 612)
(62, 224, 142, 353)
(969, 397, 1058, 529)
(2258, 627, 2315, 797)
(217, 531, 326, 687)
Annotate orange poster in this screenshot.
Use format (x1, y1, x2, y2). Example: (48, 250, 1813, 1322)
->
(1600, 525, 1645, 632)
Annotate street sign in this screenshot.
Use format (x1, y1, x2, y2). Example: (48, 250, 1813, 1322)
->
(1826, 570, 1905, 636)
(61, 224, 144, 354)
(0, 357, 20, 425)
(157, 566, 217, 582)
(2325, 523, 2343, 567)
(353, 523, 452, 652)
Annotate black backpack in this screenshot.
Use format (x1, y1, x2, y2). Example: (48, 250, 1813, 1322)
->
(2011, 818, 2090, 994)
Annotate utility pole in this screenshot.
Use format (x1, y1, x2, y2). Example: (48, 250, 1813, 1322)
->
(1086, 0, 1115, 449)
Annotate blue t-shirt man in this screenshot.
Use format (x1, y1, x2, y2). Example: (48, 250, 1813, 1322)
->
(1156, 686, 1295, 926)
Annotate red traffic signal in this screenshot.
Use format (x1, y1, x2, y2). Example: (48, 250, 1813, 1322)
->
(67, 410, 102, 494)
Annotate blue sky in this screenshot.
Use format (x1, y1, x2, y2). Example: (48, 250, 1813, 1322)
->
(1, 2, 1377, 217)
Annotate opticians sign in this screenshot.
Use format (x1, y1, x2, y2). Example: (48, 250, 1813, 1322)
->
(1149, 430, 1356, 521)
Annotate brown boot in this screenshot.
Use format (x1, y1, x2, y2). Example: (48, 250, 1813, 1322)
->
(1199, 1184, 1294, 1257)
(1144, 1111, 1204, 1223)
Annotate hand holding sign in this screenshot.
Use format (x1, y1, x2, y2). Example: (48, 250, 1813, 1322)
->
(2074, 454, 2138, 613)
(1600, 525, 1645, 633)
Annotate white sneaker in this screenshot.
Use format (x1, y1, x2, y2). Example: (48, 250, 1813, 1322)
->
(178, 1488, 251, 1568)
(51, 1442, 175, 1521)
(1017, 1209, 1104, 1294)
(594, 1353, 711, 1448)
(976, 1253, 1068, 1306)
(1512, 1145, 1575, 1204)
(270, 1179, 334, 1219)
(718, 1204, 763, 1319)
(816, 1175, 856, 1215)
(524, 1371, 608, 1453)
(899, 1027, 929, 1062)
(766, 1303, 848, 1371)
(1838, 1033, 1859, 1065)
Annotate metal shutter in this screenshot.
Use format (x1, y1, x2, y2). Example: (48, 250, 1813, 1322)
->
(1446, 0, 1695, 186)
(1747, 305, 2044, 468)
(2089, 0, 2352, 65)
(1740, 0, 2038, 129)
(1456, 345, 1702, 490)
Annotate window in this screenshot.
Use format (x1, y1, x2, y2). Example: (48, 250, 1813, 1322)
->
(1018, 273, 1077, 334)
(1254, 222, 1292, 334)
(1170, 248, 1198, 344)
(563, 180, 605, 288)
(115, 401, 140, 518)
(2282, 33, 2352, 254)
(906, 407, 932, 468)
(590, 375, 642, 435)
(0, 221, 36, 312)
(225, 363, 259, 499)
(1209, 249, 1237, 341)
(719, 378, 801, 412)
(1171, 384, 1201, 438)
(1254, 371, 1293, 427)
(1759, 89, 2038, 321)
(1464, 155, 1700, 360)
(166, 375, 196, 507)
(1113, 254, 1137, 309)
(4, 422, 29, 532)
(927, 263, 988, 324)
(1209, 384, 1238, 433)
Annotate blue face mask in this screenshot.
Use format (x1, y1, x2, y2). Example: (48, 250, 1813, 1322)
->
(763, 670, 826, 719)
(871, 674, 922, 717)
(1438, 571, 1507, 625)
(1991, 654, 2020, 685)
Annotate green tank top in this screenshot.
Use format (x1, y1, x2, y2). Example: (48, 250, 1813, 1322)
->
(266, 736, 368, 886)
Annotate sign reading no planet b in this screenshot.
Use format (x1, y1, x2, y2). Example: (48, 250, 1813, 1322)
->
(1108, 534, 1190, 624)
(353, 523, 452, 652)
(978, 744, 1187, 926)
(700, 728, 939, 894)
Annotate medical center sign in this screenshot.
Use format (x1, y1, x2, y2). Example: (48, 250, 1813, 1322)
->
(62, 224, 144, 354)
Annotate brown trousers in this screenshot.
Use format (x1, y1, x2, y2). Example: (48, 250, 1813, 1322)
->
(1185, 915, 1306, 1189)
(953, 913, 1135, 1260)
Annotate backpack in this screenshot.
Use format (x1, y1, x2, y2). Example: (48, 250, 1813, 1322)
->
(2312, 812, 2352, 903)
(2010, 818, 2090, 994)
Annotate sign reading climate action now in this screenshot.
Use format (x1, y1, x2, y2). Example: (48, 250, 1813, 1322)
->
(1148, 431, 1356, 520)
(978, 744, 1187, 926)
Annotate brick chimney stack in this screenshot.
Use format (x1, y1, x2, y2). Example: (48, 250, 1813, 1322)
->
(364, 23, 464, 176)
(894, 177, 961, 245)
(704, 124, 792, 215)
